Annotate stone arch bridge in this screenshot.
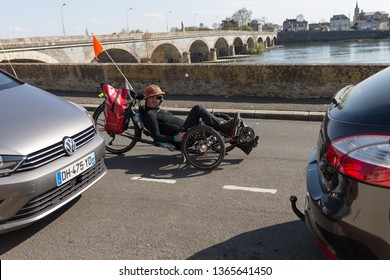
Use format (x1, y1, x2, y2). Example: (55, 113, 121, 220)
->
(0, 31, 277, 64)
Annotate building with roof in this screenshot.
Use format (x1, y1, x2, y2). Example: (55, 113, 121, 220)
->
(330, 15, 350, 31)
(309, 22, 330, 32)
(282, 19, 308, 32)
(353, 2, 389, 30)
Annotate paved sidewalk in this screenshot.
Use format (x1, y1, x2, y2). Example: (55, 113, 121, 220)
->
(53, 91, 329, 122)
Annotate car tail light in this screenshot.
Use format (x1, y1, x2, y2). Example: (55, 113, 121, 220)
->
(325, 135, 390, 188)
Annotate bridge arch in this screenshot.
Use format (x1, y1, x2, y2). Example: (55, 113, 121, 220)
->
(151, 43, 182, 63)
(214, 37, 229, 58)
(246, 37, 255, 51)
(233, 37, 244, 55)
(95, 48, 138, 63)
(189, 39, 210, 63)
(256, 37, 265, 50)
(0, 51, 59, 63)
(2, 58, 47, 63)
(265, 37, 272, 48)
(257, 37, 264, 44)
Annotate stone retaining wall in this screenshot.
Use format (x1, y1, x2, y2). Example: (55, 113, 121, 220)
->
(1, 63, 388, 99)
(277, 30, 390, 45)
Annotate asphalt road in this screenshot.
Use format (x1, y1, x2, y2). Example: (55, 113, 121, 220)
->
(0, 119, 321, 260)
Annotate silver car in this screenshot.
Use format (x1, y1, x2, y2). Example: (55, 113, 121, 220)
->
(0, 69, 106, 234)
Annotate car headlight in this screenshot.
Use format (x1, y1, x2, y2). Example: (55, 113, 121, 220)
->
(0, 155, 25, 177)
(86, 111, 96, 129)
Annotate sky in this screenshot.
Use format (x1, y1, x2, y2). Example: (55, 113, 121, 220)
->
(0, 0, 389, 39)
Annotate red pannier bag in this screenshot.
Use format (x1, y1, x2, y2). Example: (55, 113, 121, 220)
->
(101, 83, 132, 134)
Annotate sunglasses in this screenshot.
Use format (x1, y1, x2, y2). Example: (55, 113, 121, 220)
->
(155, 96, 164, 100)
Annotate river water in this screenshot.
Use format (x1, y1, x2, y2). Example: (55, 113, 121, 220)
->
(236, 39, 390, 64)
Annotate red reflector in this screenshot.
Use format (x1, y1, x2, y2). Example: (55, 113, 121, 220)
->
(316, 239, 338, 260)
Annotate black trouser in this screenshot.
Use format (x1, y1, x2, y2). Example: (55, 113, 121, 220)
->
(181, 105, 222, 131)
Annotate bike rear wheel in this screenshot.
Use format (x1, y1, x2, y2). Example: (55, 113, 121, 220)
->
(181, 125, 225, 170)
(93, 104, 141, 154)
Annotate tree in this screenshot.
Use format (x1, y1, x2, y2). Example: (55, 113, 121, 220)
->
(255, 16, 268, 25)
(212, 22, 220, 30)
(232, 8, 252, 27)
(221, 18, 238, 30)
(242, 24, 253, 31)
(296, 14, 305, 21)
(119, 28, 127, 34)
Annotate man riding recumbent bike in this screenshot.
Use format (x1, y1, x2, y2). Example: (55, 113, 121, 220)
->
(93, 83, 259, 170)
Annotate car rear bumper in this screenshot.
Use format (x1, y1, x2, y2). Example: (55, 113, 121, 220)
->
(301, 149, 390, 259)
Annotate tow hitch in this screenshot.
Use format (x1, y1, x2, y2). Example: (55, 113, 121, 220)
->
(290, 195, 305, 222)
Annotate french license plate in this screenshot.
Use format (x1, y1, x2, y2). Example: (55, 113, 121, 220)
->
(56, 153, 95, 186)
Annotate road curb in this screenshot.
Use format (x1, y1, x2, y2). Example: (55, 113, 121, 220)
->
(83, 103, 325, 122)
(165, 107, 325, 122)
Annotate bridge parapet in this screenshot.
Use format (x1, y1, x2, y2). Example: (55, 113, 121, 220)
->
(0, 31, 277, 64)
(0, 30, 276, 49)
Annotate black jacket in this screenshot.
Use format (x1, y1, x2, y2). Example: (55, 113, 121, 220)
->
(141, 106, 184, 143)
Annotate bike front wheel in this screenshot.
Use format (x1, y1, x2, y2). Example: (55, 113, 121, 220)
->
(181, 125, 225, 170)
(93, 104, 141, 154)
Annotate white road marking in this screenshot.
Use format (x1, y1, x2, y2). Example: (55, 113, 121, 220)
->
(131, 177, 176, 184)
(223, 185, 277, 194)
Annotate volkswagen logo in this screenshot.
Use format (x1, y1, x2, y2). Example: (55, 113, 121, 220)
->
(63, 137, 76, 156)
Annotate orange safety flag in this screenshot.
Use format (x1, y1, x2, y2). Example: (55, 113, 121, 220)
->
(92, 33, 104, 60)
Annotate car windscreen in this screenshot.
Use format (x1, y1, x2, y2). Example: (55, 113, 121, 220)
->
(0, 70, 23, 90)
(330, 66, 390, 126)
